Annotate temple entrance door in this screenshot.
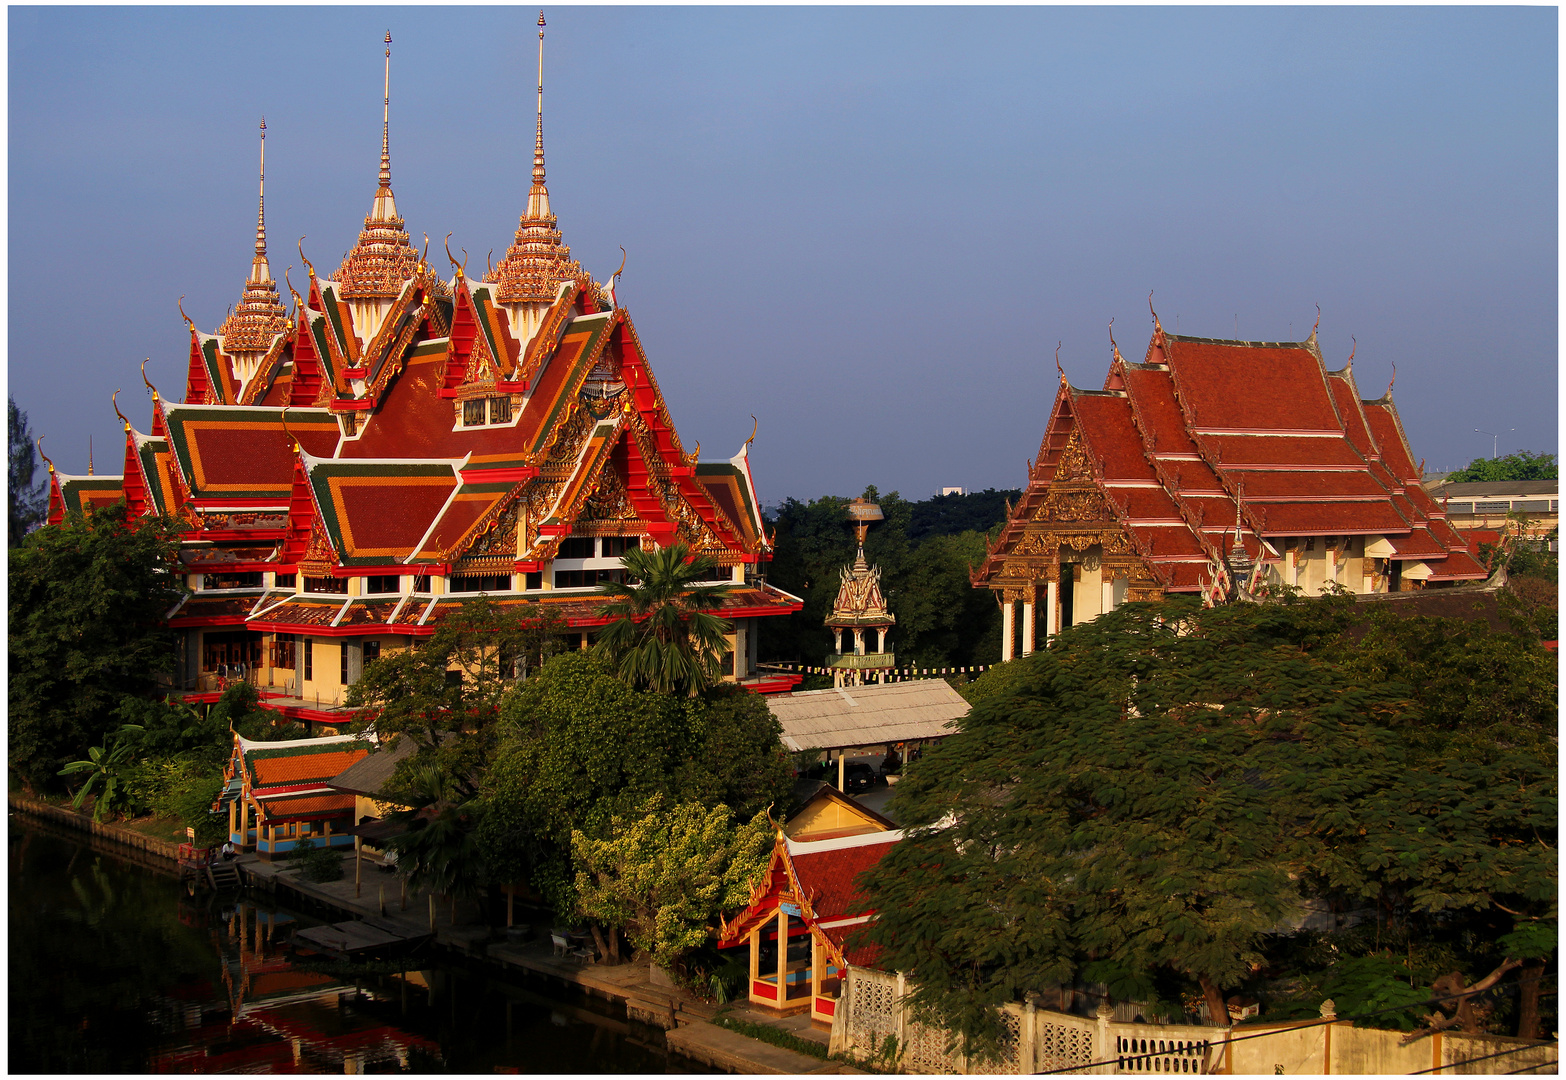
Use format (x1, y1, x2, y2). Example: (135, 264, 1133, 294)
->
(1059, 563, 1076, 628)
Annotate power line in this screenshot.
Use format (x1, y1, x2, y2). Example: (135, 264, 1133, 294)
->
(1033, 976, 1554, 1075)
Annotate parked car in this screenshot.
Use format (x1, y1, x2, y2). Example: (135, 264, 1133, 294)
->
(843, 762, 878, 794)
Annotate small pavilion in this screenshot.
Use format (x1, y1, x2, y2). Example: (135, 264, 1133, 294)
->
(216, 733, 371, 858)
(825, 498, 897, 687)
(767, 679, 968, 790)
(717, 823, 900, 1025)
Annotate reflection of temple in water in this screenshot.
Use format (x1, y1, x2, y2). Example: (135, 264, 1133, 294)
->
(151, 897, 439, 1073)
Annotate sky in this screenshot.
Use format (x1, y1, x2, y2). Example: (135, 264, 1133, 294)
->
(8, 6, 1557, 504)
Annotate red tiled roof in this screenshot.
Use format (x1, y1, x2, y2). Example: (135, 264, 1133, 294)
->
(1424, 549, 1489, 581)
(1164, 337, 1342, 431)
(792, 841, 897, 921)
(819, 921, 886, 970)
(254, 791, 356, 822)
(252, 749, 370, 788)
(1386, 530, 1448, 560)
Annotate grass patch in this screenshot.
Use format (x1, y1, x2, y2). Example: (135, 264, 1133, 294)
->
(711, 1016, 829, 1060)
(120, 816, 189, 843)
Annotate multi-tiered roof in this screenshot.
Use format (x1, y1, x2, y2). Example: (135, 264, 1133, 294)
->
(49, 21, 799, 651)
(974, 312, 1486, 599)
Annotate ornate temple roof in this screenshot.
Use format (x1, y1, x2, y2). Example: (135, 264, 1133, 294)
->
(332, 33, 420, 300)
(488, 13, 585, 305)
(217, 119, 288, 355)
(976, 320, 1487, 593)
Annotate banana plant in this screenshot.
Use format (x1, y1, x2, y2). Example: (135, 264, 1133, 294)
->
(57, 724, 144, 821)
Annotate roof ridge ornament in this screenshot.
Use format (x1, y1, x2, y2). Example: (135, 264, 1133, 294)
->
(1148, 290, 1162, 333)
(1055, 341, 1065, 383)
(141, 358, 160, 403)
(1346, 335, 1356, 371)
(1109, 317, 1123, 365)
(37, 436, 54, 476)
(112, 389, 130, 433)
(1309, 303, 1320, 343)
(178, 295, 194, 333)
(1386, 359, 1395, 398)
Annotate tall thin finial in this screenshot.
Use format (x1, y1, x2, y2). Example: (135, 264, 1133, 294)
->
(380, 31, 393, 191)
(256, 117, 268, 258)
(534, 11, 547, 185)
(87, 435, 93, 476)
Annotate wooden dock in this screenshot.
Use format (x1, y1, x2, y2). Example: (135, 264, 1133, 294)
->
(289, 914, 432, 960)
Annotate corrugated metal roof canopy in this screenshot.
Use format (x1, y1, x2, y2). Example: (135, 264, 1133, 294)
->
(768, 680, 969, 752)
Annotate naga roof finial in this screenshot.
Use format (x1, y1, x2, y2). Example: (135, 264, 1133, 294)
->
(37, 435, 54, 475)
(1109, 317, 1122, 364)
(298, 236, 315, 279)
(1387, 359, 1396, 397)
(445, 233, 460, 274)
(745, 414, 758, 450)
(1311, 302, 1321, 342)
(112, 389, 130, 433)
(280, 406, 299, 453)
(177, 295, 194, 332)
(1346, 335, 1356, 369)
(422, 233, 430, 267)
(141, 358, 159, 403)
(1148, 290, 1162, 333)
(1055, 341, 1065, 382)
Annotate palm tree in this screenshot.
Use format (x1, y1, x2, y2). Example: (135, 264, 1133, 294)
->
(593, 542, 735, 696)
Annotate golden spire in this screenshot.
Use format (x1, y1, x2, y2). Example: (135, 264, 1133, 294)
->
(380, 31, 393, 192)
(87, 436, 93, 476)
(219, 118, 288, 354)
(533, 11, 547, 188)
(490, 9, 583, 303)
(334, 31, 418, 299)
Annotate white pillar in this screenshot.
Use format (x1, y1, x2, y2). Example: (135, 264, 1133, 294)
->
(1020, 602, 1035, 656)
(853, 629, 864, 656)
(1103, 576, 1114, 614)
(1000, 600, 1015, 662)
(1046, 580, 1059, 639)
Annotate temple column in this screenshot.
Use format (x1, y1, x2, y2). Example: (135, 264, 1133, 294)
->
(1021, 600, 1035, 656)
(1046, 580, 1059, 640)
(1103, 575, 1115, 614)
(1000, 599, 1015, 662)
(834, 629, 843, 655)
(876, 627, 886, 653)
(777, 906, 790, 1000)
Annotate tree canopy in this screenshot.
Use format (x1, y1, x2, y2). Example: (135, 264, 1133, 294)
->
(9, 504, 186, 788)
(8, 396, 46, 546)
(1445, 450, 1557, 482)
(764, 486, 1006, 671)
(863, 595, 1557, 1051)
(476, 651, 792, 919)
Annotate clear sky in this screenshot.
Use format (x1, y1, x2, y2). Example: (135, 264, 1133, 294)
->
(8, 6, 1556, 503)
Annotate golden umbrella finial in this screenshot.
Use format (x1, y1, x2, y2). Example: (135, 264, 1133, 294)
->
(112, 389, 130, 432)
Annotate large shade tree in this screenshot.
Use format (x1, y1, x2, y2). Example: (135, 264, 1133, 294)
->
(9, 504, 186, 788)
(862, 595, 1556, 1054)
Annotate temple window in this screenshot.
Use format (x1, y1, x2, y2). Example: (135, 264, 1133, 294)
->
(274, 573, 297, 590)
(340, 645, 349, 685)
(558, 536, 595, 559)
(450, 572, 511, 593)
(303, 576, 349, 595)
(523, 572, 543, 591)
(489, 396, 512, 424)
(552, 567, 622, 589)
(270, 634, 297, 670)
(463, 399, 486, 426)
(202, 571, 264, 591)
(364, 640, 381, 664)
(303, 640, 313, 680)
(364, 574, 400, 594)
(413, 573, 432, 593)
(601, 536, 641, 558)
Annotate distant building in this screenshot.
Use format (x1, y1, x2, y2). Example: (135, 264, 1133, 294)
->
(940, 487, 965, 496)
(973, 319, 1487, 661)
(1423, 478, 1558, 556)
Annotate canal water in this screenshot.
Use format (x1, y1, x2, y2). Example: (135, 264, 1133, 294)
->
(9, 817, 708, 1073)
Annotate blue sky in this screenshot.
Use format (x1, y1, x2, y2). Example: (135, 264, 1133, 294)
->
(8, 6, 1556, 502)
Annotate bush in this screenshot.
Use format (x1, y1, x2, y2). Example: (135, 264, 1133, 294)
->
(290, 837, 345, 882)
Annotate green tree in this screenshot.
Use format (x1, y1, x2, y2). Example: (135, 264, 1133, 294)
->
(593, 542, 734, 697)
(1445, 450, 1557, 482)
(58, 725, 145, 821)
(9, 396, 46, 545)
(572, 794, 772, 970)
(9, 504, 186, 788)
(477, 651, 792, 922)
(348, 597, 566, 802)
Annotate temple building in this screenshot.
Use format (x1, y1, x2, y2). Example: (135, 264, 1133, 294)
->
(44, 20, 802, 723)
(973, 313, 1488, 661)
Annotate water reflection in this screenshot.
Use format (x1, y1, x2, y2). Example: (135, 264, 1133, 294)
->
(11, 820, 703, 1073)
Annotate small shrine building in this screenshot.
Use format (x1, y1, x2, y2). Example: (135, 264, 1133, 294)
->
(824, 498, 896, 687)
(217, 733, 371, 858)
(974, 315, 1488, 659)
(43, 22, 802, 723)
